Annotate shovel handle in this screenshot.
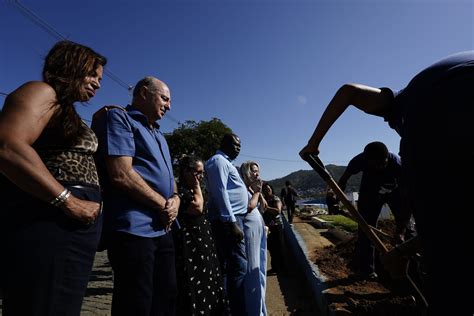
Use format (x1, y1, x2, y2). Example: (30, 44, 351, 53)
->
(303, 153, 388, 253)
(304, 154, 332, 182)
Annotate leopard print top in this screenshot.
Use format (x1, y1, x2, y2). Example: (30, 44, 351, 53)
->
(34, 123, 100, 186)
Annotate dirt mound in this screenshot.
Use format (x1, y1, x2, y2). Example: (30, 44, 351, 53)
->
(312, 237, 357, 280)
(312, 222, 423, 315)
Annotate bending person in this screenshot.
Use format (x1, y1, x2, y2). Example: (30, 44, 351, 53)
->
(338, 142, 411, 279)
(300, 51, 474, 315)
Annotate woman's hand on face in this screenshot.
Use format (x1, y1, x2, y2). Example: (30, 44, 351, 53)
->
(251, 179, 263, 193)
(61, 195, 100, 225)
(192, 173, 202, 186)
(185, 170, 202, 188)
(248, 186, 255, 194)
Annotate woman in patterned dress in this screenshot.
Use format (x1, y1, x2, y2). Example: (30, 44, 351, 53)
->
(174, 155, 227, 315)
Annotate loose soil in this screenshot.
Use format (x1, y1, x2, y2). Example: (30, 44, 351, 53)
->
(310, 219, 424, 315)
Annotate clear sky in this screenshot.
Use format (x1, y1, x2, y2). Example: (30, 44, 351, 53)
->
(1, 0, 473, 180)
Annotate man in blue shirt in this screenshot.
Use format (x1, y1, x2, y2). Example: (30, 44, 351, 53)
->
(338, 142, 410, 279)
(300, 52, 474, 315)
(92, 76, 179, 316)
(205, 133, 248, 315)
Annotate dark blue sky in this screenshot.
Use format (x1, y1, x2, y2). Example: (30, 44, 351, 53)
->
(1, 0, 473, 179)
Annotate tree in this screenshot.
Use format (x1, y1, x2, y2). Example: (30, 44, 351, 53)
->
(165, 118, 232, 169)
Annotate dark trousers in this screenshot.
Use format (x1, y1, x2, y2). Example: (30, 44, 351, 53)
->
(285, 202, 296, 223)
(406, 162, 473, 316)
(211, 216, 247, 315)
(1, 184, 102, 316)
(107, 232, 177, 316)
(357, 191, 401, 275)
(267, 224, 286, 273)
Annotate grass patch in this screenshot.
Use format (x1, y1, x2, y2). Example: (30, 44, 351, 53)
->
(318, 215, 358, 233)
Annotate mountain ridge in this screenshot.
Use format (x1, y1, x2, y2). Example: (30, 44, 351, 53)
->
(267, 165, 361, 199)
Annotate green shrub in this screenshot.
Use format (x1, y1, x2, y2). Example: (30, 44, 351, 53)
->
(319, 215, 358, 232)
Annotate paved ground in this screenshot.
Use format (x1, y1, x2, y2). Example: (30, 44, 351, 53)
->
(79, 248, 317, 315)
(80, 251, 113, 315)
(0, 219, 320, 315)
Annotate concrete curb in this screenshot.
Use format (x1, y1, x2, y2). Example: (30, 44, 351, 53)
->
(282, 216, 332, 316)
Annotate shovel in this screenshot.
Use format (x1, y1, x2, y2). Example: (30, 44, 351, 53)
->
(303, 153, 388, 253)
(302, 152, 428, 310)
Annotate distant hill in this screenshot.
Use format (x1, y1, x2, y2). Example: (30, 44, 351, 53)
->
(267, 165, 361, 199)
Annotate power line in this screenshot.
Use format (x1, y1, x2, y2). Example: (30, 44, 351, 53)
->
(11, 0, 133, 94)
(239, 153, 348, 165)
(11, 2, 128, 88)
(8, 0, 181, 125)
(12, 0, 66, 39)
(103, 68, 133, 92)
(239, 154, 303, 163)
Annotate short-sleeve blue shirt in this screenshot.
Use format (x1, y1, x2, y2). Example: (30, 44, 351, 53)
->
(92, 105, 175, 237)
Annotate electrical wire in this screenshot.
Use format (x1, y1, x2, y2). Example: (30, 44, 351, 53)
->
(8, 0, 183, 126)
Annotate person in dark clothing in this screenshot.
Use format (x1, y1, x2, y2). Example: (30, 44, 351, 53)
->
(262, 182, 286, 275)
(280, 181, 298, 224)
(325, 188, 342, 215)
(338, 142, 410, 279)
(174, 155, 227, 316)
(0, 40, 106, 315)
(300, 51, 474, 315)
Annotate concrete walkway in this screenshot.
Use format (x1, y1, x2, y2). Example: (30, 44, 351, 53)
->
(79, 247, 318, 315)
(0, 224, 319, 315)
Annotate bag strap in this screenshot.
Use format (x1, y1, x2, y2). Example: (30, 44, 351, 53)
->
(92, 105, 127, 122)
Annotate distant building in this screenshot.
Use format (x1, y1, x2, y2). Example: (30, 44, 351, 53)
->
(347, 191, 392, 220)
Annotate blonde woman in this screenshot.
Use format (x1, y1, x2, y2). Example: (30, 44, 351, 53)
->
(240, 161, 267, 316)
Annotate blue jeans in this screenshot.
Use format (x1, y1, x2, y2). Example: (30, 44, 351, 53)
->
(211, 215, 247, 315)
(1, 183, 102, 316)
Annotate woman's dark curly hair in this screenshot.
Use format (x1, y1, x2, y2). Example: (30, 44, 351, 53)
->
(178, 155, 203, 180)
(42, 40, 107, 144)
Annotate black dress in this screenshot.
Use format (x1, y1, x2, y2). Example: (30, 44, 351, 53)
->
(174, 187, 227, 315)
(262, 195, 286, 273)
